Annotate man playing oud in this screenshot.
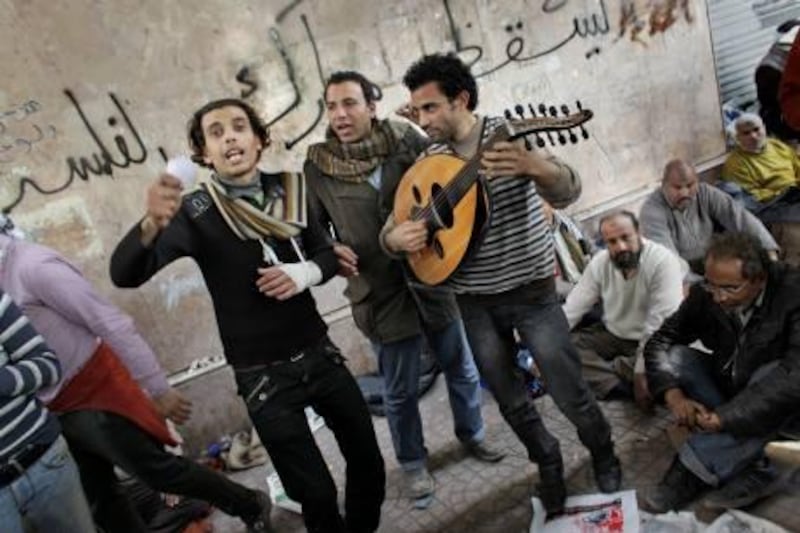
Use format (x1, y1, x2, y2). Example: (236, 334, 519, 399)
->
(381, 53, 620, 518)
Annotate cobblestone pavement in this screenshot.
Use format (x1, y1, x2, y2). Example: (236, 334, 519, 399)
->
(211, 378, 799, 532)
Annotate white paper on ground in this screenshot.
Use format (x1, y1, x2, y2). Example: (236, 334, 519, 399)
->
(531, 490, 639, 532)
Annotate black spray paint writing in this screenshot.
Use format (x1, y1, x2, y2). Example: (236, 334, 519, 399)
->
(445, 0, 611, 79)
(235, 5, 326, 150)
(2, 91, 167, 213)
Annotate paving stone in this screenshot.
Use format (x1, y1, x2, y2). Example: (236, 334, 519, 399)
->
(210, 377, 800, 532)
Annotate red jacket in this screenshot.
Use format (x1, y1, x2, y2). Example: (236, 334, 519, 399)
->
(780, 32, 800, 130)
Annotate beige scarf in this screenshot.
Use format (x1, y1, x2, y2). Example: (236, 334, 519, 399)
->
(202, 172, 307, 240)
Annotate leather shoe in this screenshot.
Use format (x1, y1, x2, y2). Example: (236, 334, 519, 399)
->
(465, 440, 506, 463)
(703, 461, 783, 510)
(640, 456, 708, 513)
(593, 453, 622, 493)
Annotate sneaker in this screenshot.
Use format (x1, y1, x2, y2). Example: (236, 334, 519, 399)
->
(465, 440, 506, 463)
(404, 467, 435, 500)
(640, 456, 709, 513)
(593, 453, 622, 493)
(243, 490, 274, 533)
(703, 461, 784, 510)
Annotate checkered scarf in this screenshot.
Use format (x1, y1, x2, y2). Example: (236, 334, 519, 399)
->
(307, 119, 412, 182)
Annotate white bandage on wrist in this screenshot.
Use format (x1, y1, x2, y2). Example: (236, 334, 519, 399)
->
(277, 261, 323, 294)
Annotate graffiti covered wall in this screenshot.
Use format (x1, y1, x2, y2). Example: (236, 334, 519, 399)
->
(0, 0, 724, 446)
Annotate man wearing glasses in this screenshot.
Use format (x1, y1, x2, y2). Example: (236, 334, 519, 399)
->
(641, 232, 799, 513)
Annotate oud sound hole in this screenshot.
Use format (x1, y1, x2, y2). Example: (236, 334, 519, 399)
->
(432, 237, 445, 258)
(412, 185, 422, 204)
(430, 183, 454, 228)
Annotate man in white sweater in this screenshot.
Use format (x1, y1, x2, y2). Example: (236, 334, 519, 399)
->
(563, 211, 684, 408)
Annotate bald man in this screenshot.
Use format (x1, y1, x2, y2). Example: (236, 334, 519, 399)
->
(640, 159, 778, 275)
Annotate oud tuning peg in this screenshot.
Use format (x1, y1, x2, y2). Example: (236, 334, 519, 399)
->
(523, 137, 532, 150)
(504, 109, 513, 120)
(560, 105, 578, 144)
(514, 104, 525, 118)
(533, 103, 556, 146)
(576, 100, 590, 139)
(547, 105, 567, 145)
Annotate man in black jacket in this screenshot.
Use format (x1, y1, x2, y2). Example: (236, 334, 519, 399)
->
(111, 98, 385, 533)
(642, 232, 799, 512)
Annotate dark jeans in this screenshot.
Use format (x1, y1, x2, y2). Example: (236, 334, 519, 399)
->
(572, 323, 638, 399)
(234, 337, 385, 533)
(60, 409, 262, 533)
(666, 345, 793, 486)
(457, 289, 614, 466)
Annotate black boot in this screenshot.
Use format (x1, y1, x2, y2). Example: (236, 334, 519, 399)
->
(641, 456, 709, 513)
(502, 403, 566, 517)
(592, 445, 622, 493)
(537, 456, 566, 518)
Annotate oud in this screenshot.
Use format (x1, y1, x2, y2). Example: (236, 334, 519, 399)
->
(393, 102, 593, 285)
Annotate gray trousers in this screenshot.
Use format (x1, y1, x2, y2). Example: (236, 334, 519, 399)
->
(571, 323, 638, 399)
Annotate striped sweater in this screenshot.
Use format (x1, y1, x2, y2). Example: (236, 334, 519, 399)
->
(0, 290, 61, 463)
(428, 116, 581, 294)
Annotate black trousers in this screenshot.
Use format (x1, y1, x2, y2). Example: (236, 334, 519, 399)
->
(60, 409, 261, 533)
(235, 337, 385, 533)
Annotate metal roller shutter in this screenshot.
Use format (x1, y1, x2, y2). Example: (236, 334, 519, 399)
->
(707, 0, 800, 109)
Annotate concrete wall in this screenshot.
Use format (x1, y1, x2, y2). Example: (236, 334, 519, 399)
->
(0, 0, 726, 452)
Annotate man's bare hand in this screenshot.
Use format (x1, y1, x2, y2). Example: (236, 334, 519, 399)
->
(480, 141, 539, 178)
(696, 411, 723, 432)
(664, 388, 708, 429)
(334, 243, 359, 277)
(395, 102, 419, 124)
(141, 173, 183, 245)
(385, 220, 428, 253)
(154, 388, 193, 425)
(256, 266, 298, 300)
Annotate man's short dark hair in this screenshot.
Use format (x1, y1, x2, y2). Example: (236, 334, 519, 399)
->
(403, 53, 479, 111)
(324, 71, 382, 104)
(187, 98, 269, 168)
(706, 232, 770, 280)
(598, 210, 639, 234)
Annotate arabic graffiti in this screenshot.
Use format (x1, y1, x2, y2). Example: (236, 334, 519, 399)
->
(235, 9, 326, 150)
(0, 100, 57, 165)
(237, 0, 617, 148)
(1, 91, 167, 213)
(444, 0, 612, 79)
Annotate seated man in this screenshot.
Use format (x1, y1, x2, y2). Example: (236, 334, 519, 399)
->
(563, 211, 683, 407)
(642, 232, 798, 513)
(721, 113, 800, 220)
(640, 158, 779, 275)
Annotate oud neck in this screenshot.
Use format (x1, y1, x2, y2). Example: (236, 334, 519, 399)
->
(447, 127, 509, 202)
